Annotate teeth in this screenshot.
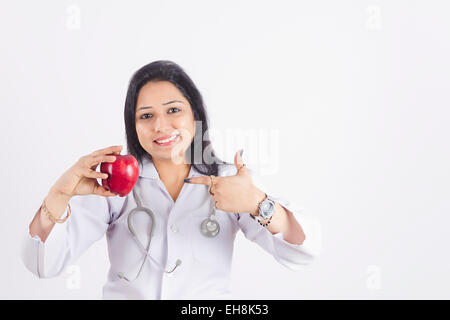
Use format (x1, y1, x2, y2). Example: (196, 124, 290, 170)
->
(155, 135, 178, 144)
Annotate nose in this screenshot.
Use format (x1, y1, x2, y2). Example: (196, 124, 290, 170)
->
(152, 114, 171, 132)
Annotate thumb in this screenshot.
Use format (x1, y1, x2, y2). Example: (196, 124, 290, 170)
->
(234, 149, 248, 175)
(93, 181, 118, 197)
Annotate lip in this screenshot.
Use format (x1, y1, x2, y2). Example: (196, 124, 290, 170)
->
(154, 134, 177, 142)
(153, 134, 180, 147)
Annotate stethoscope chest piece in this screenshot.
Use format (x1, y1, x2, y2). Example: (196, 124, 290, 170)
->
(200, 217, 220, 237)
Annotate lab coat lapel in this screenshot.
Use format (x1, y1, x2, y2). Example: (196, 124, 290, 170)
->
(138, 158, 210, 225)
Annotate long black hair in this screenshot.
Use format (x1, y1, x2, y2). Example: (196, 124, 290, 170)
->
(124, 60, 229, 176)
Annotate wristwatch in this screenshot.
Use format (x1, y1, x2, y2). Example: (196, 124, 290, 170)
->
(254, 193, 275, 222)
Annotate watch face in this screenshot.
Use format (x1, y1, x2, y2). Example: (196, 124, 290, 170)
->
(260, 200, 274, 218)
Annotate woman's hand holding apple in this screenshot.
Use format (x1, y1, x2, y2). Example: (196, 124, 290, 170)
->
(50, 145, 124, 199)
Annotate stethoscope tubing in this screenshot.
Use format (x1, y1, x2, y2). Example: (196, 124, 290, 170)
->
(119, 186, 218, 281)
(119, 189, 159, 281)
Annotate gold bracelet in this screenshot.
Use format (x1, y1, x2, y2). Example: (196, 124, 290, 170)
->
(40, 198, 71, 223)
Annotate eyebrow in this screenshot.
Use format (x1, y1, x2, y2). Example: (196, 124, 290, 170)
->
(137, 100, 185, 111)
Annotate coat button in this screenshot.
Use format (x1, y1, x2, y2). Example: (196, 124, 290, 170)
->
(170, 224, 179, 233)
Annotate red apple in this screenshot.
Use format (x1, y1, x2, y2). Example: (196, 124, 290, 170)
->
(100, 154, 139, 197)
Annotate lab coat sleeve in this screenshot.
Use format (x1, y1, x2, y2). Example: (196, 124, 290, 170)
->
(21, 194, 112, 279)
(232, 166, 322, 271)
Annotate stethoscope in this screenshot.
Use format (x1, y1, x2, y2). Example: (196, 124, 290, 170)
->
(117, 187, 220, 282)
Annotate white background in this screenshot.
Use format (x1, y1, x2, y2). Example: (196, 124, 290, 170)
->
(1, 0, 449, 299)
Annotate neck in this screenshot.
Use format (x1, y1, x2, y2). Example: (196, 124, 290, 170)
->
(152, 158, 191, 182)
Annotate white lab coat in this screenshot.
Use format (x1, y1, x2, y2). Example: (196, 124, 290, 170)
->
(21, 157, 322, 299)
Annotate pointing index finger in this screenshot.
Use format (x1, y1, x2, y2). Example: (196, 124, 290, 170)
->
(184, 176, 211, 185)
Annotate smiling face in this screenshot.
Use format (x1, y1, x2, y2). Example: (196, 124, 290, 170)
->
(135, 81, 196, 163)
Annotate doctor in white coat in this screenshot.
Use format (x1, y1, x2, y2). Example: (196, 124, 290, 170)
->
(21, 60, 321, 299)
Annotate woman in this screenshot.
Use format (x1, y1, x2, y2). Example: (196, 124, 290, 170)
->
(22, 60, 321, 299)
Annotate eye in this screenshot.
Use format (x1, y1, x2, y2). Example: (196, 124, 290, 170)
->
(140, 113, 152, 119)
(168, 107, 181, 113)
(139, 107, 180, 120)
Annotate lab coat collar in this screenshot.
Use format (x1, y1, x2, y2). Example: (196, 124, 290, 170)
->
(139, 156, 204, 180)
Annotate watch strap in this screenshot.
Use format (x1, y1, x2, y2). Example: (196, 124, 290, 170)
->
(255, 193, 270, 221)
